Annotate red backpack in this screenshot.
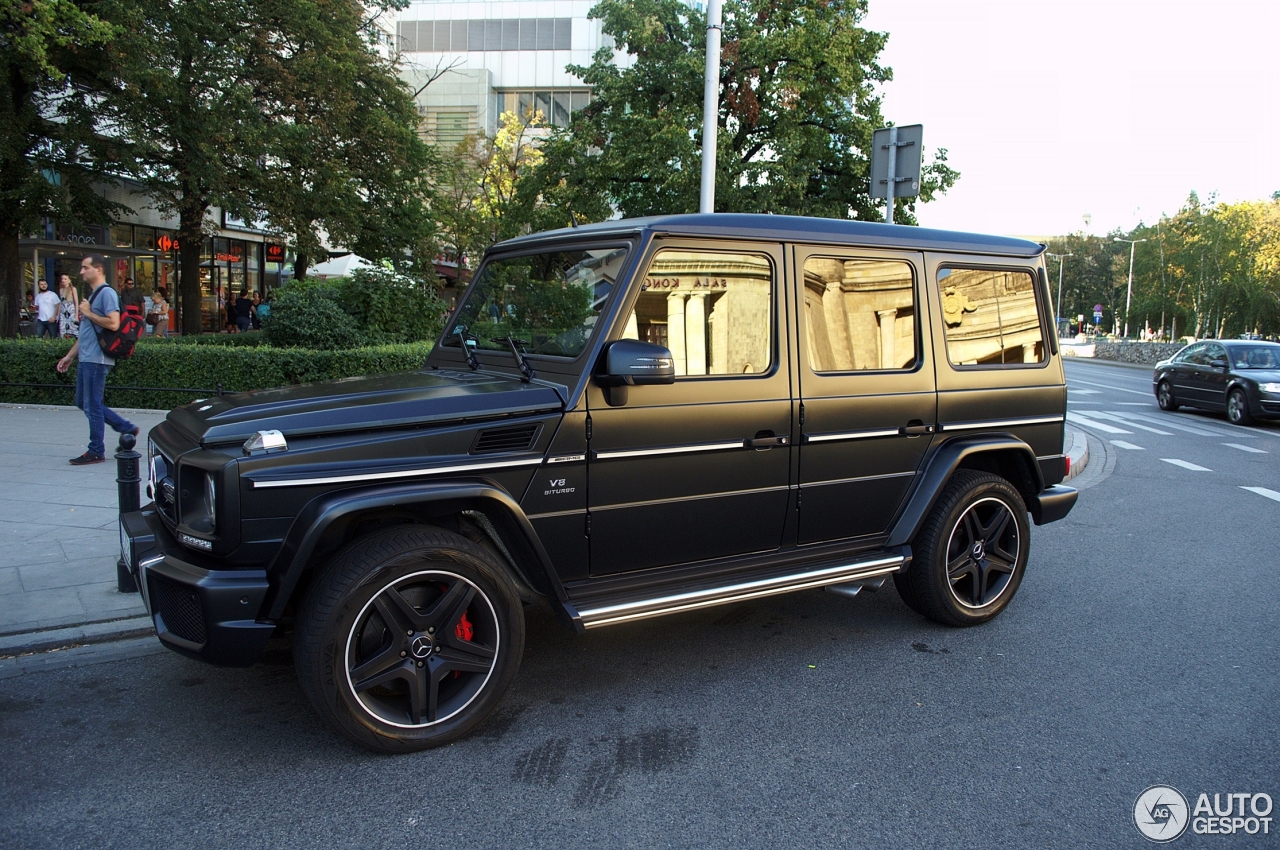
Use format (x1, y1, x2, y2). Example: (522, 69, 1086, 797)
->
(88, 286, 144, 359)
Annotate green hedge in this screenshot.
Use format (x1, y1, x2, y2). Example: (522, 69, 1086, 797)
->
(0, 337, 435, 410)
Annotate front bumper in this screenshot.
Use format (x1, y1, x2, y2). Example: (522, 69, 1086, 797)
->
(120, 507, 275, 666)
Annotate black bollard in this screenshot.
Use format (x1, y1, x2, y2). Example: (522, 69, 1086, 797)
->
(115, 432, 141, 593)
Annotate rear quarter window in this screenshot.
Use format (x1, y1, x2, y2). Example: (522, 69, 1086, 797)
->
(938, 267, 1046, 367)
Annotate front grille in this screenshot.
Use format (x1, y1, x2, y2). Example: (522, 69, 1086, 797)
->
(472, 424, 540, 454)
(149, 573, 207, 644)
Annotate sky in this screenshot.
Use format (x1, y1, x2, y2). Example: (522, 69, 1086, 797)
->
(861, 0, 1279, 239)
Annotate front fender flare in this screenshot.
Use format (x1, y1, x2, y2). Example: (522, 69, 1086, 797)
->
(261, 481, 567, 622)
(886, 435, 1044, 550)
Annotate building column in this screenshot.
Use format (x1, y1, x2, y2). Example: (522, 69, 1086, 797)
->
(623, 310, 639, 341)
(685, 292, 708, 375)
(823, 283, 853, 370)
(667, 292, 688, 376)
(877, 308, 898, 369)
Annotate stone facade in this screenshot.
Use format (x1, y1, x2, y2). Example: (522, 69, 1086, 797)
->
(1092, 341, 1185, 364)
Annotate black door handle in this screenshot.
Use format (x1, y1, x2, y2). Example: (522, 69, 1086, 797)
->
(902, 423, 935, 436)
(745, 435, 789, 449)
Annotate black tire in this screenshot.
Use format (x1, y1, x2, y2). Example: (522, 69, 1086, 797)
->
(1156, 380, 1179, 411)
(894, 470, 1030, 627)
(294, 525, 524, 753)
(1226, 388, 1254, 425)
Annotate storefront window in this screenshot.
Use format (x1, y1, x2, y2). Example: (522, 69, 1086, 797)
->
(111, 224, 133, 248)
(137, 227, 157, 251)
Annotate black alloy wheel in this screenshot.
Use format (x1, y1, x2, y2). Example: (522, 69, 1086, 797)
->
(1157, 380, 1179, 411)
(894, 470, 1030, 626)
(295, 526, 524, 752)
(1226, 388, 1254, 425)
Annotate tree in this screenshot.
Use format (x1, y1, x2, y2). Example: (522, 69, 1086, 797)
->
(0, 0, 118, 337)
(101, 0, 271, 335)
(522, 0, 957, 223)
(251, 0, 439, 280)
(101, 0, 437, 334)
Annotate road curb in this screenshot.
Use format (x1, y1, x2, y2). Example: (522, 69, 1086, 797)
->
(0, 615, 155, 659)
(1064, 425, 1088, 482)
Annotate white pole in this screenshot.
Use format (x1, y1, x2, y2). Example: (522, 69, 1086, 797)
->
(699, 0, 722, 214)
(1115, 238, 1147, 339)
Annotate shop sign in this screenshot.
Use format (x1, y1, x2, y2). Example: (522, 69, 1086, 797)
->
(265, 243, 286, 262)
(55, 223, 107, 245)
(157, 234, 181, 252)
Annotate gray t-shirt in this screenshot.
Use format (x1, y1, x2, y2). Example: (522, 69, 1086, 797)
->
(79, 284, 118, 366)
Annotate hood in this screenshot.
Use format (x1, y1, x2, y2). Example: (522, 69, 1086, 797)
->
(1241, 369, 1280, 384)
(167, 368, 566, 446)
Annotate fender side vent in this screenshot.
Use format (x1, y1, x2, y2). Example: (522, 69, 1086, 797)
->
(472, 424, 541, 454)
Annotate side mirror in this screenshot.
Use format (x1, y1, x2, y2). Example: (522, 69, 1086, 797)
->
(1209, 358, 1228, 370)
(595, 339, 675, 406)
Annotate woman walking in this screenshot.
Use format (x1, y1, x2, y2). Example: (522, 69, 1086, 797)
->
(148, 286, 171, 337)
(57, 273, 80, 338)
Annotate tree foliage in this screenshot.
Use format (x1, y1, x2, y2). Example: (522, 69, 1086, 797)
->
(520, 0, 957, 224)
(0, 0, 120, 337)
(1046, 193, 1280, 340)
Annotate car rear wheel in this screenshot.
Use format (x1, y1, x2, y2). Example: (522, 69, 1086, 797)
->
(895, 470, 1030, 627)
(1156, 380, 1179, 411)
(1227, 388, 1254, 425)
(294, 525, 524, 752)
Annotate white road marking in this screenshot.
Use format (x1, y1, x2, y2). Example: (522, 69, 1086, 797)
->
(1223, 443, 1267, 454)
(1160, 458, 1211, 471)
(1110, 440, 1145, 450)
(1066, 412, 1132, 434)
(1063, 377, 1152, 396)
(1086, 411, 1173, 435)
(1067, 388, 1102, 395)
(1106, 411, 1238, 437)
(1115, 402, 1152, 406)
(1241, 487, 1280, 503)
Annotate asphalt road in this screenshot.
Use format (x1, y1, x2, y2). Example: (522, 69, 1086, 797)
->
(2, 359, 1277, 849)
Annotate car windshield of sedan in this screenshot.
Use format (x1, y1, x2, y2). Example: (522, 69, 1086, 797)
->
(1231, 345, 1280, 369)
(441, 246, 629, 359)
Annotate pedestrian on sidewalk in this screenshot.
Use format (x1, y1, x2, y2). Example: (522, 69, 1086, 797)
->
(234, 289, 252, 333)
(57, 274, 80, 338)
(119, 277, 145, 318)
(33, 279, 60, 338)
(55, 255, 137, 466)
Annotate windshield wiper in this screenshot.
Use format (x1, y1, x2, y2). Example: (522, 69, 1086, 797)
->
(454, 327, 479, 370)
(491, 336, 535, 382)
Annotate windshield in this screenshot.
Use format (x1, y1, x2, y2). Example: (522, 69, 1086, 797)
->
(441, 246, 629, 359)
(1230, 345, 1280, 369)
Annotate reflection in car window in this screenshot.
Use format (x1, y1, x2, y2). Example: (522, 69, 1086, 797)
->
(801, 257, 918, 372)
(1177, 344, 1205, 365)
(937, 267, 1045, 366)
(442, 247, 629, 358)
(619, 250, 773, 376)
(1206, 344, 1227, 364)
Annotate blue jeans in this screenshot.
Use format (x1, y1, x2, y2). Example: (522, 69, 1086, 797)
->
(36, 320, 58, 339)
(74, 362, 135, 457)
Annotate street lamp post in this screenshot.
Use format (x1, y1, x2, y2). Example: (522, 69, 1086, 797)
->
(1114, 237, 1147, 339)
(1046, 252, 1072, 338)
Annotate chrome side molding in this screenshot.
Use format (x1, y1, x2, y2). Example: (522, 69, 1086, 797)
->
(570, 554, 904, 629)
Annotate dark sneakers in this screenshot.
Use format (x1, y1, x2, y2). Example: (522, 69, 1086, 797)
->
(69, 452, 106, 465)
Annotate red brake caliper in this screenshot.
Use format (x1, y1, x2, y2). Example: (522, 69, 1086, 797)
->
(441, 582, 474, 678)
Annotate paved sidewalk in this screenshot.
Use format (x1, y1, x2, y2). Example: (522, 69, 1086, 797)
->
(0, 404, 167, 644)
(0, 403, 1091, 659)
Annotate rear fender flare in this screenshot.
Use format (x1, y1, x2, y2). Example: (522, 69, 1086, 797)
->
(887, 435, 1044, 552)
(262, 482, 567, 622)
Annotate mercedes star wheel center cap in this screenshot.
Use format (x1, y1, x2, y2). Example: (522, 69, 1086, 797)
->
(972, 541, 986, 561)
(410, 635, 433, 659)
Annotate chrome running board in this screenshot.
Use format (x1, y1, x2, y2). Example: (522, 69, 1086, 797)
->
(566, 554, 904, 630)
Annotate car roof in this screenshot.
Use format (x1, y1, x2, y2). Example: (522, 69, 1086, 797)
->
(492, 213, 1046, 258)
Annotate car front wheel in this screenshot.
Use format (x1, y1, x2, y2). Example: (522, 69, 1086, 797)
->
(1227, 388, 1254, 425)
(1157, 380, 1179, 411)
(294, 526, 524, 752)
(895, 470, 1030, 627)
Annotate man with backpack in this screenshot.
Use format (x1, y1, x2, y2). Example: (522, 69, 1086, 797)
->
(56, 255, 138, 465)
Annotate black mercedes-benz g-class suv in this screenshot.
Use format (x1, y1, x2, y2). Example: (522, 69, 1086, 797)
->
(120, 214, 1077, 752)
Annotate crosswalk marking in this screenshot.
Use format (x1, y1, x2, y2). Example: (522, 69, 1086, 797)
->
(1110, 440, 1145, 450)
(1223, 443, 1268, 454)
(1066, 412, 1132, 434)
(1065, 378, 1152, 396)
(1068, 388, 1102, 395)
(1107, 411, 1238, 437)
(1160, 458, 1211, 471)
(1241, 487, 1280, 503)
(1086, 411, 1173, 435)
